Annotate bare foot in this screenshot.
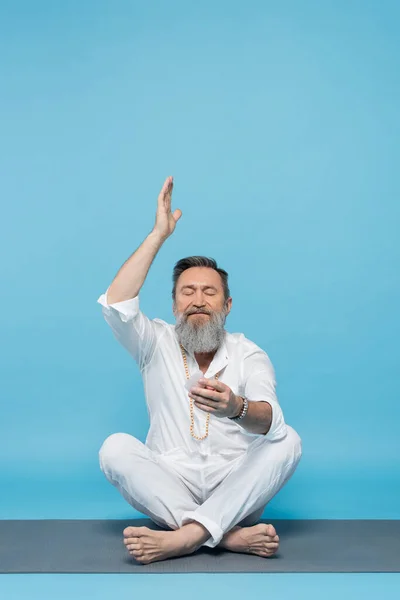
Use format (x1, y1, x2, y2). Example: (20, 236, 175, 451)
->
(123, 524, 209, 564)
(219, 523, 279, 557)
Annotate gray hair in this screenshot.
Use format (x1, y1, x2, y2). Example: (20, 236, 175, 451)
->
(172, 256, 230, 303)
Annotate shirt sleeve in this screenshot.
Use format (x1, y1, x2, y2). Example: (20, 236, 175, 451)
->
(239, 345, 287, 441)
(97, 286, 166, 371)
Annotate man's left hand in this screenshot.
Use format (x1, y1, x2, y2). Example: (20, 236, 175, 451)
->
(189, 378, 242, 419)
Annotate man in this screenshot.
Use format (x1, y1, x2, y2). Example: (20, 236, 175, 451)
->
(97, 176, 302, 565)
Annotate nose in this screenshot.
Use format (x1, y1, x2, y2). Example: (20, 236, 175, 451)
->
(192, 292, 207, 307)
(190, 296, 208, 313)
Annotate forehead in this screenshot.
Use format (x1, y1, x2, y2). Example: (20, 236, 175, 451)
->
(177, 267, 223, 289)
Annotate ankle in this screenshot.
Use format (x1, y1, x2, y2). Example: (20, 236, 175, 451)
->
(219, 525, 241, 545)
(179, 521, 211, 551)
(226, 525, 241, 535)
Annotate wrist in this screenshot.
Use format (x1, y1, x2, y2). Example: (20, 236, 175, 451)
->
(231, 395, 244, 419)
(149, 229, 168, 245)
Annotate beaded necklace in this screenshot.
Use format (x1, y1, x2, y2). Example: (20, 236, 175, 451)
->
(179, 343, 222, 441)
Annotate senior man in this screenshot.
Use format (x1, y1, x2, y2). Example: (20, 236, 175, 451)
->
(97, 176, 302, 564)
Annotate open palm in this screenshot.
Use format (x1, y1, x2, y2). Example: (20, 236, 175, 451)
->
(154, 176, 182, 239)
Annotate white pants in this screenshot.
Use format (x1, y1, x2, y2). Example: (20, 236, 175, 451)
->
(99, 425, 302, 548)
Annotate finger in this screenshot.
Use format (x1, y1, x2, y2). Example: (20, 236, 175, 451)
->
(190, 390, 220, 406)
(193, 401, 215, 412)
(158, 176, 173, 207)
(164, 180, 173, 207)
(200, 378, 225, 392)
(190, 392, 219, 405)
(158, 176, 171, 200)
(173, 208, 182, 222)
(191, 387, 220, 402)
(197, 382, 216, 392)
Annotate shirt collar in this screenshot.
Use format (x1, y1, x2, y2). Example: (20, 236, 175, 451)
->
(205, 334, 229, 378)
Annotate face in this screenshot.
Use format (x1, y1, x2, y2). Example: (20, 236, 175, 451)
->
(173, 267, 232, 355)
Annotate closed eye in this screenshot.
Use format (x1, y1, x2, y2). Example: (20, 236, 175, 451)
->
(182, 288, 216, 295)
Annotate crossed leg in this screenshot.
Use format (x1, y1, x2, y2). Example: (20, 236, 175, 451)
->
(99, 426, 302, 564)
(99, 433, 214, 562)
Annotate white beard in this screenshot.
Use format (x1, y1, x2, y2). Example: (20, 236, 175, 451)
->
(174, 309, 227, 354)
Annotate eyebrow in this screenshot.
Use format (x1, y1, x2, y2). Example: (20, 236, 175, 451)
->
(180, 284, 219, 291)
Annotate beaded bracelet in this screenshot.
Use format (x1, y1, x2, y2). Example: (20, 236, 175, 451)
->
(228, 396, 249, 422)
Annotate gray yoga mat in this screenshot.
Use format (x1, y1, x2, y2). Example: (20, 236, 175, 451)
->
(1, 518, 399, 573)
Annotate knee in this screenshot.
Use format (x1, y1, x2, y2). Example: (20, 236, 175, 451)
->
(98, 432, 134, 471)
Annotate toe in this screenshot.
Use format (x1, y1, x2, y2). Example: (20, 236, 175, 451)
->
(124, 536, 138, 545)
(127, 543, 141, 551)
(266, 541, 279, 549)
(265, 540, 279, 555)
(257, 523, 277, 538)
(123, 526, 146, 538)
(266, 524, 276, 538)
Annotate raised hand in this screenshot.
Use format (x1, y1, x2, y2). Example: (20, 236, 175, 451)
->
(153, 176, 182, 240)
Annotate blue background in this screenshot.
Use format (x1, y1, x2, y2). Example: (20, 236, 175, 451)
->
(1, 0, 399, 532)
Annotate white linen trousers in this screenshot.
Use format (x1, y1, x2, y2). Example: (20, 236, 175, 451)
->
(99, 425, 302, 548)
(97, 287, 302, 548)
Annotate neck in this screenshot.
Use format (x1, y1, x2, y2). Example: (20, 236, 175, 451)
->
(194, 349, 217, 361)
(194, 350, 217, 373)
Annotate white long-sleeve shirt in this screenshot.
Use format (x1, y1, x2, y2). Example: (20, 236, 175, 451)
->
(97, 288, 287, 458)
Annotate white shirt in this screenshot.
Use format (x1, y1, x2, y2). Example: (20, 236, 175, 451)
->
(97, 288, 287, 458)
